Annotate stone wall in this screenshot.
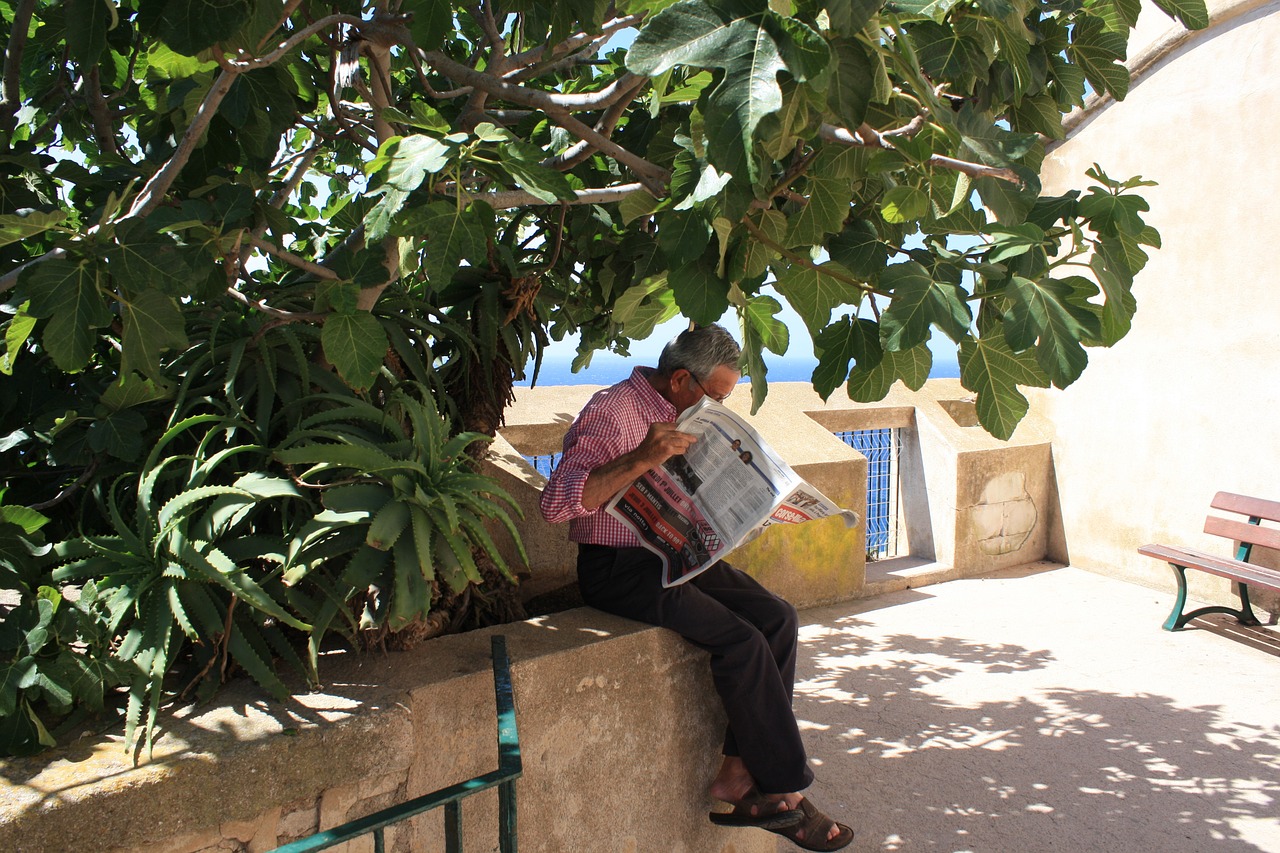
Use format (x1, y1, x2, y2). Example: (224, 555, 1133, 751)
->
(0, 610, 774, 853)
(501, 379, 1061, 602)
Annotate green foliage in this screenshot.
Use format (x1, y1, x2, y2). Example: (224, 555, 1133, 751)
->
(0, 0, 1209, 752)
(276, 384, 526, 666)
(628, 1, 827, 180)
(1, 0, 1210, 440)
(0, 297, 525, 756)
(0, 579, 128, 756)
(0, 502, 129, 756)
(45, 413, 312, 756)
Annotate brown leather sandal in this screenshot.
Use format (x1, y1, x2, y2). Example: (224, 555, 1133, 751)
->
(774, 797, 854, 851)
(709, 786, 804, 830)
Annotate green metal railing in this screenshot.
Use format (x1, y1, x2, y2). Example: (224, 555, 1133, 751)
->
(270, 635, 522, 853)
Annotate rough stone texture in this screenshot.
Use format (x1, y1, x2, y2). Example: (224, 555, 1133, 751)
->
(967, 471, 1037, 556)
(955, 444, 1053, 573)
(0, 687, 415, 853)
(219, 809, 280, 852)
(0, 610, 772, 853)
(274, 797, 319, 845)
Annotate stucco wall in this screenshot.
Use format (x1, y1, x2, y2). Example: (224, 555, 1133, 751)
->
(1031, 0, 1280, 613)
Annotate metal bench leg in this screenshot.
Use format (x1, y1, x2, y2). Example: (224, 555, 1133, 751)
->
(1233, 581, 1263, 626)
(1162, 564, 1190, 631)
(1163, 563, 1263, 630)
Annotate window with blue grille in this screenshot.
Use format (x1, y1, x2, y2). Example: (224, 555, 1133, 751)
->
(834, 428, 900, 559)
(524, 452, 561, 479)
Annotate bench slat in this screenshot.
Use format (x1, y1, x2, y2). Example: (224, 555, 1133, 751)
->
(1137, 543, 1280, 593)
(1203, 515, 1280, 552)
(1211, 491, 1280, 523)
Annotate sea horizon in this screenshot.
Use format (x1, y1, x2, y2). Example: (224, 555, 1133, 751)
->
(518, 354, 961, 387)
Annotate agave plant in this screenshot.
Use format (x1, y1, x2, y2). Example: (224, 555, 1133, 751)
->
(275, 382, 527, 662)
(47, 414, 311, 756)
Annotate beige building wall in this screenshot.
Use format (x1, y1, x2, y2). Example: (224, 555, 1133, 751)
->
(1032, 0, 1280, 608)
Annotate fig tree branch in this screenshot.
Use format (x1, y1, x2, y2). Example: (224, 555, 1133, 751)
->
(421, 51, 669, 194)
(819, 124, 1020, 184)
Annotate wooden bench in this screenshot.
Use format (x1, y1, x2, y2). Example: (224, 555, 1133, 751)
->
(1138, 492, 1280, 631)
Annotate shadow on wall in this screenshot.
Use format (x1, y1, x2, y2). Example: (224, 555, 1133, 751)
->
(791, 615, 1280, 851)
(0, 657, 412, 806)
(1046, 453, 1070, 566)
(897, 423, 935, 560)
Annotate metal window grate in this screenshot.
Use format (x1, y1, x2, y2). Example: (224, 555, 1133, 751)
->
(834, 428, 901, 559)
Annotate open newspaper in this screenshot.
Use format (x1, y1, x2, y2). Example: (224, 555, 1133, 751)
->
(604, 397, 860, 587)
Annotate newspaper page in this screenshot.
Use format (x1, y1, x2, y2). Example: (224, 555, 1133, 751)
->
(605, 398, 859, 587)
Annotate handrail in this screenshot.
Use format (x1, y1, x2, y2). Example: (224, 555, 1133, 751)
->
(269, 635, 522, 853)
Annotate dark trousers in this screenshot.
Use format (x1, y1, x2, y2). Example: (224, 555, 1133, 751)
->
(577, 544, 814, 794)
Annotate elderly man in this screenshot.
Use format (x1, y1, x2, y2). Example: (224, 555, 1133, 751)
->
(539, 324, 853, 850)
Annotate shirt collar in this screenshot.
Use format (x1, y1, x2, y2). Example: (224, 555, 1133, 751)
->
(629, 366, 677, 420)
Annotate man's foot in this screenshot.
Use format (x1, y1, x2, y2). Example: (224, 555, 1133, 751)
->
(771, 797, 854, 851)
(708, 755, 757, 806)
(707, 757, 846, 845)
(708, 787, 803, 830)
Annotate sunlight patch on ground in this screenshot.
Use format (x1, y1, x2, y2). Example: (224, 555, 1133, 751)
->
(1228, 815, 1280, 849)
(1078, 786, 1127, 797)
(794, 676, 865, 703)
(866, 723, 1020, 758)
(797, 719, 832, 731)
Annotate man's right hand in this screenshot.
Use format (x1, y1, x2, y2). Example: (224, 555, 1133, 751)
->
(633, 422, 698, 468)
(579, 422, 697, 510)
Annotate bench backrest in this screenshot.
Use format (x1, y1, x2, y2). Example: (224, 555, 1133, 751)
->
(1204, 491, 1280, 562)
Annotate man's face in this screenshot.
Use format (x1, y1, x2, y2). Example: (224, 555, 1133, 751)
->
(668, 364, 740, 413)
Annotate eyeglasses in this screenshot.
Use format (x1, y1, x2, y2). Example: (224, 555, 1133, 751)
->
(689, 372, 732, 404)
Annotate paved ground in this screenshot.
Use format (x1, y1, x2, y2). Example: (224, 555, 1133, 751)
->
(787, 563, 1280, 853)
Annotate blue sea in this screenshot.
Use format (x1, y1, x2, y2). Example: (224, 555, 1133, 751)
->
(519, 354, 960, 387)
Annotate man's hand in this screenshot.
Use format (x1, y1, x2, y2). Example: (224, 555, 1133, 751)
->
(632, 422, 698, 469)
(579, 422, 697, 510)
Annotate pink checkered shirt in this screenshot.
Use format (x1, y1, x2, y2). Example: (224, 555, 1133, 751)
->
(539, 366, 677, 547)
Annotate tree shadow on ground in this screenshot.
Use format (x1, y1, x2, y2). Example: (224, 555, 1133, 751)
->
(794, 616, 1280, 852)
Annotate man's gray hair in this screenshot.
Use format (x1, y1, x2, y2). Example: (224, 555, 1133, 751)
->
(656, 323, 742, 380)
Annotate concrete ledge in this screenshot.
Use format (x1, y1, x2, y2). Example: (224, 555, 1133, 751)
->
(0, 610, 773, 853)
(862, 555, 967, 597)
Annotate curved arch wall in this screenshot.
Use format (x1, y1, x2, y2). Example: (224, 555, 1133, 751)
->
(1031, 0, 1280, 606)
